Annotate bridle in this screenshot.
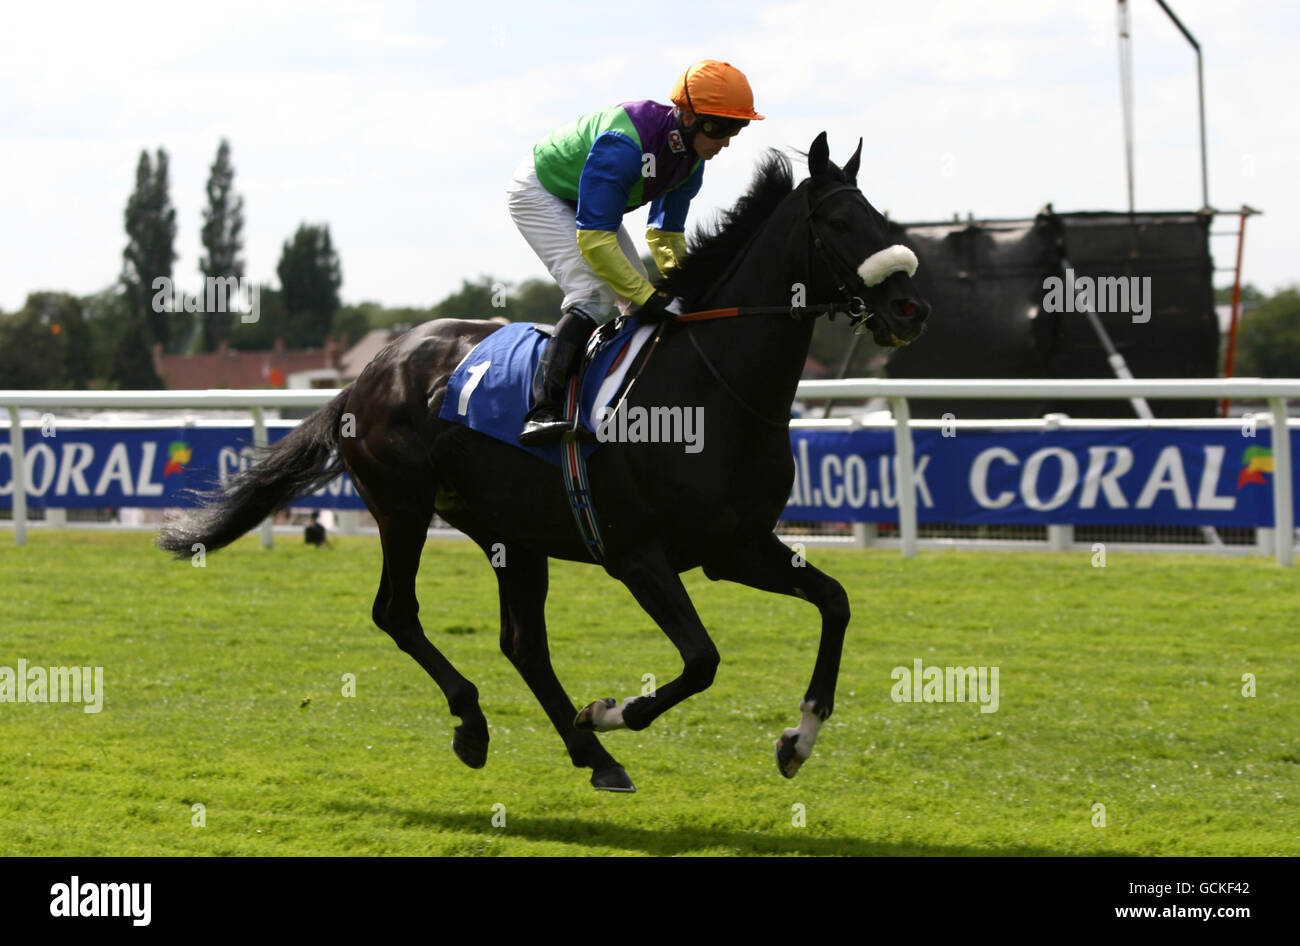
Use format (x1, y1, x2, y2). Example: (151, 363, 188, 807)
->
(803, 182, 882, 336)
(666, 180, 900, 427)
(674, 179, 887, 336)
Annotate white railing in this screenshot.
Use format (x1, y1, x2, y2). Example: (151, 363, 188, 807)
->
(4, 379, 1299, 564)
(795, 378, 1298, 566)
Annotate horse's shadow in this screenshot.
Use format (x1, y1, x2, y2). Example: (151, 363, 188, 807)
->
(325, 800, 1125, 857)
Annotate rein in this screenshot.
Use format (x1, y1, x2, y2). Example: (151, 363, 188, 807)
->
(667, 181, 883, 426)
(673, 184, 881, 335)
(674, 298, 864, 323)
(680, 327, 791, 428)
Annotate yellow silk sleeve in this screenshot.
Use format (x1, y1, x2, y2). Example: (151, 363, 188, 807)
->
(575, 229, 657, 305)
(646, 228, 688, 276)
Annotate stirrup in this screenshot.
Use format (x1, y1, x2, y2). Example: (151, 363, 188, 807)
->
(519, 413, 569, 446)
(519, 414, 596, 446)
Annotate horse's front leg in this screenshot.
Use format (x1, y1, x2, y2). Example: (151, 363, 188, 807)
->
(574, 543, 719, 734)
(702, 533, 849, 778)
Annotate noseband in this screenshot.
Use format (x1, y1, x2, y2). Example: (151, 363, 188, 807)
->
(674, 181, 903, 331)
(804, 183, 886, 335)
(663, 180, 917, 427)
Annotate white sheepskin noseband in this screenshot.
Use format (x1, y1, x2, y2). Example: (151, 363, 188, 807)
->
(857, 245, 919, 287)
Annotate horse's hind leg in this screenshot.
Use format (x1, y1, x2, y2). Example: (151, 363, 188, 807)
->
(490, 542, 634, 792)
(701, 533, 849, 779)
(364, 491, 490, 769)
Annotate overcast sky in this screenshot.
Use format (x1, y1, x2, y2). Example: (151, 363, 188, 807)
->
(2, 0, 1296, 315)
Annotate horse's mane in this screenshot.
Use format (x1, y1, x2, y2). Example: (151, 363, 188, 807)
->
(656, 150, 795, 305)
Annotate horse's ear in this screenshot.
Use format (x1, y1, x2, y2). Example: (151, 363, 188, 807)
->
(843, 138, 863, 185)
(808, 132, 830, 178)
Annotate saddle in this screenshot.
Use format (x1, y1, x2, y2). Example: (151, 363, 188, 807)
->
(438, 317, 657, 468)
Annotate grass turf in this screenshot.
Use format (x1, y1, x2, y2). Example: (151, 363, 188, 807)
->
(0, 530, 1296, 856)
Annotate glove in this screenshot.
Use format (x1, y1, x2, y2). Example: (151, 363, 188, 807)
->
(632, 291, 680, 325)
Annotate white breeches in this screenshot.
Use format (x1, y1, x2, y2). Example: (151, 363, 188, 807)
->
(506, 153, 648, 325)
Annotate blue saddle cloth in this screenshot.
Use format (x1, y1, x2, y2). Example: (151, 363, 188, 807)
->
(438, 320, 647, 467)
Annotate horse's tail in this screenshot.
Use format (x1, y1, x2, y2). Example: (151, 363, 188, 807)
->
(157, 389, 351, 557)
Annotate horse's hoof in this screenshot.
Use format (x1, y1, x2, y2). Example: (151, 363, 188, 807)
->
(591, 765, 636, 792)
(775, 732, 806, 779)
(452, 726, 489, 769)
(574, 697, 617, 732)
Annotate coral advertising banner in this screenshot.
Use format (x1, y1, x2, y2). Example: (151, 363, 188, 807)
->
(2, 422, 1295, 526)
(783, 427, 1297, 526)
(0, 423, 366, 511)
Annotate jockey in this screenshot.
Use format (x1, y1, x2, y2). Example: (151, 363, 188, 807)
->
(508, 59, 764, 445)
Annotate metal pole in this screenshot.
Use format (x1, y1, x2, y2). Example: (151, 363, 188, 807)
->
(1220, 207, 1258, 416)
(1118, 0, 1136, 213)
(1062, 256, 1155, 420)
(1154, 0, 1209, 209)
(822, 331, 863, 419)
(1044, 414, 1074, 551)
(1194, 40, 1208, 209)
(251, 406, 273, 550)
(848, 411, 870, 548)
(7, 407, 26, 546)
(890, 396, 917, 558)
(1269, 398, 1294, 567)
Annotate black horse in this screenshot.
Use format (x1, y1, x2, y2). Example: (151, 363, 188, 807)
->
(159, 133, 930, 792)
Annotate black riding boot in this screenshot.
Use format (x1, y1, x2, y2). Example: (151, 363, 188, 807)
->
(518, 308, 597, 446)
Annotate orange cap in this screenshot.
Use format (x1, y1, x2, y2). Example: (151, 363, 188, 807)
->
(670, 60, 764, 120)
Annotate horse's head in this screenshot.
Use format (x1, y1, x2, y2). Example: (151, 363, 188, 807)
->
(802, 132, 930, 347)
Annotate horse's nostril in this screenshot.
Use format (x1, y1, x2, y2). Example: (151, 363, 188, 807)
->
(892, 298, 927, 321)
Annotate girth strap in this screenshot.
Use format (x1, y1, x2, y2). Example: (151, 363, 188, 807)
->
(558, 372, 606, 563)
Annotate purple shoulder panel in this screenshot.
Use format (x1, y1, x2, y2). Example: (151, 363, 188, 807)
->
(619, 100, 698, 203)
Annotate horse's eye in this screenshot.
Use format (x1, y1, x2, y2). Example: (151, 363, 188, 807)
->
(829, 218, 851, 234)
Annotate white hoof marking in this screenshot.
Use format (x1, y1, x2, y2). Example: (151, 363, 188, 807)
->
(783, 699, 823, 760)
(589, 696, 638, 732)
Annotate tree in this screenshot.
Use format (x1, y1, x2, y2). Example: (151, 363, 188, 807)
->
(1235, 287, 1300, 378)
(226, 285, 287, 351)
(199, 139, 246, 351)
(428, 275, 564, 323)
(0, 309, 53, 388)
(507, 278, 565, 324)
(81, 286, 134, 382)
(331, 305, 370, 348)
(116, 148, 177, 388)
(277, 223, 342, 348)
(431, 276, 497, 320)
(1214, 283, 1266, 306)
(108, 313, 163, 389)
(0, 293, 91, 388)
(122, 149, 178, 353)
(49, 293, 93, 386)
(338, 301, 438, 332)
(336, 301, 385, 332)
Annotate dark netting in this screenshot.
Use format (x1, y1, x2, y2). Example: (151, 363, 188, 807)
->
(1042, 210, 1218, 417)
(867, 209, 1219, 419)
(882, 215, 1058, 418)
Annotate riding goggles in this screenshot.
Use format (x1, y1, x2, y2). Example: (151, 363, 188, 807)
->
(696, 114, 749, 139)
